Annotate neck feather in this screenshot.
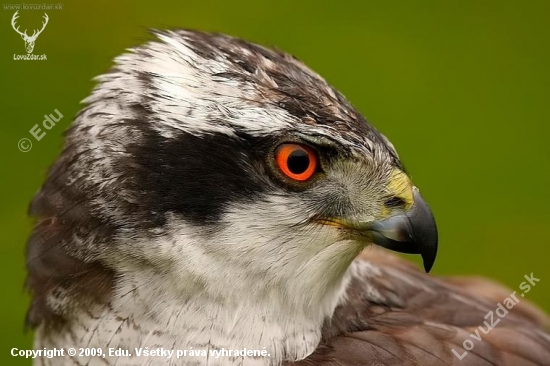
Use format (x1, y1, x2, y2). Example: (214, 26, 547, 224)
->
(37, 241, 365, 366)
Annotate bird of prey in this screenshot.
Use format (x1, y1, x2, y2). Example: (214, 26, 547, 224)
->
(26, 30, 550, 366)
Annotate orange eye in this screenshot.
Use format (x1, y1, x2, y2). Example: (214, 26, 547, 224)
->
(275, 143, 318, 181)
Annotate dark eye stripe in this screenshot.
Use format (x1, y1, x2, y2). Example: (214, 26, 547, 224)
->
(129, 131, 267, 226)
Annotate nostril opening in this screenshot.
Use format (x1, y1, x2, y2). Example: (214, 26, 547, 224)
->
(384, 196, 407, 208)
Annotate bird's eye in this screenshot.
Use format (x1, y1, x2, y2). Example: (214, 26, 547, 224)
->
(275, 143, 318, 181)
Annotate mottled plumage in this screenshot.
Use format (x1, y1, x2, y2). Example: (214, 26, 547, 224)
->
(291, 249, 550, 366)
(26, 30, 549, 366)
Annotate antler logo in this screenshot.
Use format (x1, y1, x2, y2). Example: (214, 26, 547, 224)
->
(11, 11, 49, 54)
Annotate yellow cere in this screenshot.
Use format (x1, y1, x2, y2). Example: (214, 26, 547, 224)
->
(381, 169, 414, 218)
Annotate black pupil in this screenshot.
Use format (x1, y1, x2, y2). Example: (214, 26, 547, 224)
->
(287, 149, 310, 174)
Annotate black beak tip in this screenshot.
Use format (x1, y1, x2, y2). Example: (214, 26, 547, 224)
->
(410, 190, 438, 273)
(420, 219, 438, 272)
(422, 247, 437, 273)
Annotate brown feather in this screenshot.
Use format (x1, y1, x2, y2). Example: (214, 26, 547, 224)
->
(288, 247, 550, 366)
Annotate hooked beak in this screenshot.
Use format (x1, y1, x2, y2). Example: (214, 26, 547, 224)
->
(366, 189, 438, 272)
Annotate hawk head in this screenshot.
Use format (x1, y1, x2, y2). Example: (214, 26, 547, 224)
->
(26, 30, 437, 361)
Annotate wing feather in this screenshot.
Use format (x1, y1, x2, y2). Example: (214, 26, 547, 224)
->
(289, 247, 550, 366)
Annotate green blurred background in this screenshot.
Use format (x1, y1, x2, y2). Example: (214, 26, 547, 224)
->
(1, 0, 549, 364)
